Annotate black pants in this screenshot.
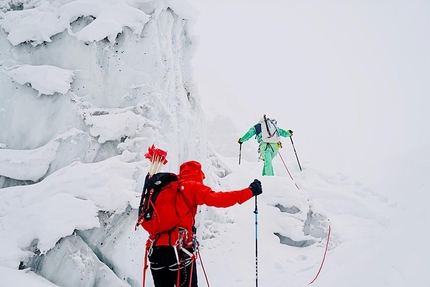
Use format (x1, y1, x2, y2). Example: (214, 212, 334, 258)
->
(149, 246, 198, 287)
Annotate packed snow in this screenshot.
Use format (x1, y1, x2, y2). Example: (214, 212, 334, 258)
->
(0, 0, 429, 287)
(0, 1, 150, 45)
(5, 64, 74, 96)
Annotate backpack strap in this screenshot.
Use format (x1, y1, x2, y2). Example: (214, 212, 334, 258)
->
(137, 173, 150, 220)
(264, 142, 275, 152)
(268, 119, 280, 138)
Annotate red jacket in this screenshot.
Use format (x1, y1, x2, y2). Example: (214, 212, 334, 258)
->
(150, 161, 253, 247)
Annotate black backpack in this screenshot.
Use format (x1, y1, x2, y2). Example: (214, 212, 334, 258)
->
(136, 172, 181, 234)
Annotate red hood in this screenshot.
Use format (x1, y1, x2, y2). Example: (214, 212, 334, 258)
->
(178, 160, 205, 182)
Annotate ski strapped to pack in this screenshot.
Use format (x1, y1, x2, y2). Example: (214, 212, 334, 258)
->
(263, 114, 272, 137)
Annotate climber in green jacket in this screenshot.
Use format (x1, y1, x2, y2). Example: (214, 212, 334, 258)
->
(238, 116, 293, 176)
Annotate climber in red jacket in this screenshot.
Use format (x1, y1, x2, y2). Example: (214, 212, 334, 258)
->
(147, 160, 262, 287)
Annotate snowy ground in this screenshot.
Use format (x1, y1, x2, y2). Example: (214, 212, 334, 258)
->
(2, 143, 428, 287)
(178, 144, 430, 287)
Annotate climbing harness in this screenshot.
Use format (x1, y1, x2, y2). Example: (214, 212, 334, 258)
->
(141, 227, 211, 287)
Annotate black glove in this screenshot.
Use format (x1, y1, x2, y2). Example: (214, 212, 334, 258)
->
(249, 179, 262, 196)
(238, 138, 242, 144)
(288, 130, 293, 136)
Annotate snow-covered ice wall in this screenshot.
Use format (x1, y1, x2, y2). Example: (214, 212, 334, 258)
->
(0, 0, 206, 286)
(0, 0, 205, 187)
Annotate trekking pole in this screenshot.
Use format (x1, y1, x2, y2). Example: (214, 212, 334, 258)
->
(239, 143, 242, 165)
(290, 136, 302, 171)
(254, 196, 258, 287)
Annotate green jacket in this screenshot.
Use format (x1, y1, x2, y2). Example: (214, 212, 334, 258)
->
(240, 123, 291, 145)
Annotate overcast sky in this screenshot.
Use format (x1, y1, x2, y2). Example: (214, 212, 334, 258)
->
(188, 0, 430, 174)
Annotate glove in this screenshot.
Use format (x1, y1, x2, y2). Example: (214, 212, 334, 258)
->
(288, 130, 293, 136)
(238, 138, 242, 144)
(249, 179, 262, 196)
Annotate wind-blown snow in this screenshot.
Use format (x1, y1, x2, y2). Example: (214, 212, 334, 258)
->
(0, 0, 429, 286)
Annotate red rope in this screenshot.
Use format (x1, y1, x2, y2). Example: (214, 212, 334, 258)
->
(278, 151, 300, 190)
(142, 240, 150, 287)
(309, 220, 331, 284)
(188, 255, 195, 287)
(277, 148, 331, 284)
(198, 250, 211, 286)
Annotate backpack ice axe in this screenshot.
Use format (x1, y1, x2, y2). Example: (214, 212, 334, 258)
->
(263, 114, 270, 136)
(262, 114, 280, 142)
